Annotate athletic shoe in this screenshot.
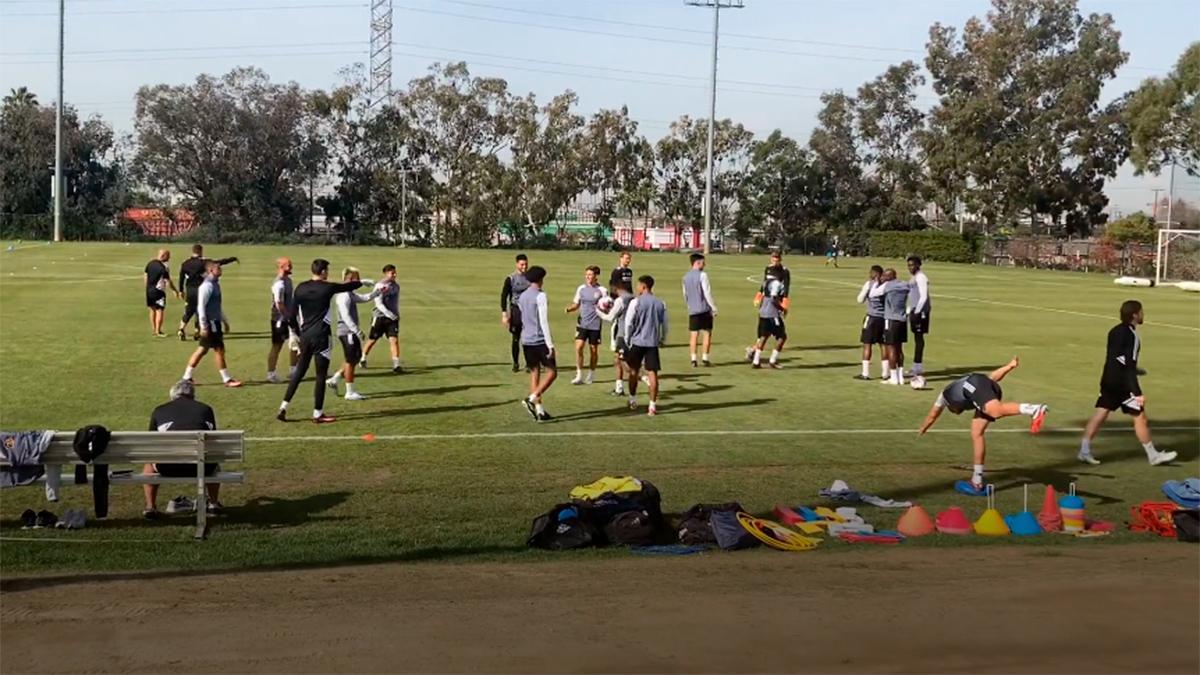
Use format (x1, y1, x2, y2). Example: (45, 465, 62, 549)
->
(512, 364, 521, 373)
(325, 377, 339, 391)
(744, 347, 754, 363)
(192, 332, 200, 341)
(880, 378, 898, 385)
(266, 372, 280, 384)
(751, 363, 761, 369)
(691, 360, 698, 368)
(276, 409, 287, 422)
(20, 509, 37, 529)
(166, 496, 194, 514)
(702, 359, 712, 367)
(584, 373, 594, 385)
(609, 388, 624, 396)
(206, 501, 224, 515)
(647, 407, 657, 417)
(1029, 405, 1048, 434)
(1077, 453, 1101, 466)
(359, 359, 368, 369)
(392, 366, 404, 374)
(345, 391, 366, 401)
(223, 379, 243, 388)
(312, 414, 337, 425)
(536, 411, 553, 422)
(628, 400, 638, 412)
(768, 362, 783, 370)
(178, 329, 186, 341)
(853, 375, 872, 381)
(1149, 450, 1178, 466)
(142, 508, 161, 521)
(522, 398, 538, 420)
(154, 332, 167, 338)
(570, 374, 584, 385)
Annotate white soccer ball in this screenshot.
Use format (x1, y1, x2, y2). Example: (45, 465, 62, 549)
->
(598, 296, 614, 312)
(911, 376, 926, 390)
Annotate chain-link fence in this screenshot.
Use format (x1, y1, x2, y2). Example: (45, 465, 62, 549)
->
(983, 237, 1158, 277)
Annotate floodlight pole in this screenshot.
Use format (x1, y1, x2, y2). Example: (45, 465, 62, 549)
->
(1165, 159, 1176, 228)
(53, 0, 64, 242)
(686, 0, 743, 255)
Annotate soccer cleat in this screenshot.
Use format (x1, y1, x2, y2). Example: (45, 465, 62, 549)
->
(628, 399, 638, 412)
(536, 411, 553, 422)
(768, 362, 783, 370)
(584, 373, 594, 385)
(344, 391, 367, 401)
(522, 398, 538, 420)
(570, 373, 584, 385)
(266, 372, 280, 384)
(142, 508, 161, 521)
(647, 407, 657, 417)
(223, 379, 243, 388)
(392, 366, 404, 374)
(744, 347, 755, 363)
(880, 378, 898, 385)
(703, 360, 712, 367)
(512, 364, 521, 373)
(166, 496, 195, 514)
(206, 501, 224, 515)
(275, 409, 287, 422)
(359, 359, 368, 369)
(326, 378, 339, 391)
(1149, 450, 1178, 466)
(691, 360, 698, 368)
(1077, 453, 1101, 466)
(1029, 405, 1048, 434)
(154, 332, 167, 338)
(853, 374, 872, 381)
(752, 363, 761, 369)
(178, 329, 186, 341)
(312, 414, 337, 425)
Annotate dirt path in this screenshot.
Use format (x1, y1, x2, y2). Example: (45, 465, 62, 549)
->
(2, 544, 1197, 674)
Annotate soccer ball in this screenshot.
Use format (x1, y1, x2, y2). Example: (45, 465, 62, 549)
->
(598, 296, 614, 312)
(910, 375, 926, 390)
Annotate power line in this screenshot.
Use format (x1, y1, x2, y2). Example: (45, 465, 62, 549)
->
(1, 41, 362, 57)
(2, 2, 365, 17)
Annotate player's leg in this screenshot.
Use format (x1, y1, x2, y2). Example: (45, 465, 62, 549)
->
(859, 321, 873, 379)
(572, 336, 585, 384)
(751, 335, 769, 367)
(912, 332, 925, 376)
(988, 357, 1019, 383)
(1130, 405, 1177, 465)
(979, 399, 1047, 432)
(586, 339, 598, 384)
(701, 328, 713, 365)
(647, 369, 659, 416)
(689, 329, 699, 367)
(278, 342, 315, 421)
(891, 345, 906, 385)
(1078, 408, 1110, 464)
(212, 347, 238, 386)
(142, 464, 159, 517)
(388, 333, 402, 372)
(182, 345, 209, 381)
(510, 332, 521, 372)
(311, 346, 335, 423)
(969, 417, 990, 489)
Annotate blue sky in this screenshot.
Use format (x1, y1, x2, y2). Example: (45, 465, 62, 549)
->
(2, 0, 1197, 214)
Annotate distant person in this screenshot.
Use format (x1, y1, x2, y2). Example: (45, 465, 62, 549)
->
(181, 261, 241, 387)
(1077, 300, 1177, 466)
(360, 264, 402, 373)
(870, 268, 909, 386)
(682, 253, 718, 368)
(177, 244, 238, 341)
(907, 256, 931, 379)
(143, 380, 223, 518)
(824, 235, 840, 267)
(624, 275, 668, 416)
(855, 265, 886, 380)
(565, 265, 607, 385)
(266, 257, 298, 384)
(500, 254, 531, 373)
(518, 266, 556, 422)
(918, 358, 1048, 493)
(327, 266, 383, 401)
(597, 280, 635, 397)
(610, 251, 634, 289)
(144, 249, 178, 338)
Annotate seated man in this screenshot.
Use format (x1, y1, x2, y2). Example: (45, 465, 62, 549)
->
(142, 380, 223, 519)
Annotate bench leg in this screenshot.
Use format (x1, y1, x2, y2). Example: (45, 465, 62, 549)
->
(194, 466, 208, 540)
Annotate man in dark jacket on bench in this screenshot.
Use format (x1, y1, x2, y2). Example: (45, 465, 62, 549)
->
(142, 380, 223, 519)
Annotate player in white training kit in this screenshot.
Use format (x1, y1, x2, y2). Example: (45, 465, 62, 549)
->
(361, 264, 402, 373)
(855, 265, 886, 380)
(565, 265, 607, 385)
(327, 267, 384, 401)
(682, 253, 718, 368)
(906, 256, 931, 382)
(266, 257, 299, 384)
(598, 280, 635, 396)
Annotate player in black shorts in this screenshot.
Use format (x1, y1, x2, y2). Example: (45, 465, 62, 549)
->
(855, 265, 885, 380)
(143, 249, 178, 338)
(500, 254, 531, 372)
(1077, 300, 1177, 466)
(177, 244, 237, 340)
(918, 358, 1047, 492)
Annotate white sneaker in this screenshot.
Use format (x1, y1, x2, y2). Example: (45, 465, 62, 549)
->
(880, 378, 898, 386)
(166, 496, 195, 514)
(326, 378, 339, 391)
(1149, 450, 1178, 466)
(1077, 453, 1101, 465)
(358, 359, 367, 369)
(584, 373, 594, 385)
(345, 391, 367, 401)
(266, 372, 280, 384)
(744, 347, 755, 363)
(570, 373, 584, 385)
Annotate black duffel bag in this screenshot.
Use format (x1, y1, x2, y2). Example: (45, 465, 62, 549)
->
(677, 502, 745, 545)
(527, 504, 599, 550)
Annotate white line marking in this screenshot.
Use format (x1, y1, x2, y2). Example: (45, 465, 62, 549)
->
(0, 242, 52, 253)
(246, 426, 1200, 443)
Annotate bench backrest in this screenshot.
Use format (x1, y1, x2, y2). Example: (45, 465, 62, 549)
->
(1, 431, 244, 466)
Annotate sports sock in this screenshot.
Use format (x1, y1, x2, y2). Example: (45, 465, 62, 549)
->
(575, 368, 583, 378)
(614, 380, 624, 394)
(770, 349, 780, 364)
(972, 464, 984, 484)
(183, 366, 195, 380)
(586, 369, 595, 381)
(329, 371, 343, 384)
(753, 349, 761, 365)
(219, 369, 232, 383)
(346, 382, 357, 395)
(1019, 403, 1039, 416)
(649, 400, 657, 412)
(690, 352, 697, 362)
(861, 360, 870, 378)
(1080, 438, 1091, 455)
(1142, 441, 1157, 459)
(912, 362, 924, 375)
(702, 354, 710, 363)
(312, 409, 323, 419)
(881, 360, 890, 379)
(527, 394, 537, 404)
(278, 400, 289, 411)
(535, 403, 545, 415)
(391, 357, 400, 368)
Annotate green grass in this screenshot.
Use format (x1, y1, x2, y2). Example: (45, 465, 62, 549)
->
(1, 242, 1197, 575)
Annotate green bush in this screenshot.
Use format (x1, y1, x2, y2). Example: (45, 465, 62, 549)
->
(868, 230, 980, 263)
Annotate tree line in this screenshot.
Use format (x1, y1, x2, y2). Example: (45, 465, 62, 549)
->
(1, 0, 1196, 247)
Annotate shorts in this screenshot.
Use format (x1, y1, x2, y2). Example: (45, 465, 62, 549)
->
(1095, 388, 1143, 416)
(199, 330, 225, 350)
(964, 373, 1003, 421)
(860, 315, 884, 344)
(146, 289, 166, 309)
(883, 318, 908, 345)
(757, 316, 787, 340)
(523, 344, 557, 370)
(910, 308, 931, 335)
(369, 317, 399, 340)
(624, 345, 661, 372)
(154, 462, 219, 478)
(270, 320, 293, 345)
(508, 307, 523, 337)
(300, 333, 333, 361)
(689, 312, 714, 332)
(339, 334, 363, 364)
(575, 327, 602, 345)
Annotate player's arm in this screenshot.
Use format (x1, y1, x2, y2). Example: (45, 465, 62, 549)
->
(565, 286, 581, 313)
(1114, 329, 1142, 397)
(918, 395, 947, 434)
(197, 283, 211, 334)
(701, 271, 717, 315)
(597, 296, 622, 322)
(659, 305, 668, 345)
(536, 293, 554, 351)
(336, 293, 362, 339)
(164, 268, 178, 294)
(913, 274, 929, 313)
(214, 256, 238, 266)
(624, 297, 639, 337)
(869, 280, 890, 298)
(371, 285, 397, 320)
(271, 280, 288, 325)
(500, 277, 512, 312)
(856, 280, 871, 304)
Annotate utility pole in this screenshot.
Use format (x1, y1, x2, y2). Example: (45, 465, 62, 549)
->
(685, 0, 743, 255)
(1150, 188, 1163, 223)
(53, 0, 64, 242)
(1165, 160, 1176, 228)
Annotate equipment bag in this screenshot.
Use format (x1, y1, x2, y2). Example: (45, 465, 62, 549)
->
(527, 504, 599, 550)
(677, 502, 745, 545)
(603, 509, 657, 546)
(710, 508, 760, 550)
(1172, 509, 1199, 543)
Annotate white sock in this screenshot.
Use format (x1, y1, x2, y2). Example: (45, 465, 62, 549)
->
(702, 353, 710, 363)
(278, 400, 289, 411)
(972, 464, 984, 483)
(392, 357, 400, 368)
(267, 370, 277, 380)
(329, 371, 343, 384)
(346, 382, 357, 395)
(881, 360, 890, 378)
(535, 403, 545, 415)
(894, 369, 904, 385)
(1018, 403, 1039, 416)
(219, 369, 231, 383)
(183, 366, 195, 380)
(527, 394, 537, 403)
(690, 352, 697, 362)
(312, 409, 323, 419)
(575, 368, 583, 378)
(614, 380, 624, 394)
(587, 369, 594, 380)
(770, 349, 780, 364)
(861, 360, 870, 378)
(753, 349, 762, 365)
(649, 400, 657, 411)
(288, 366, 296, 377)
(1142, 441, 1157, 459)
(1080, 439, 1092, 456)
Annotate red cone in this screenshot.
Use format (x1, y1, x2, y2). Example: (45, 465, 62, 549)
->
(1038, 485, 1062, 532)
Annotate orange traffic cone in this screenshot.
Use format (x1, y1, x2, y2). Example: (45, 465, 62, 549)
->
(1037, 484, 1062, 532)
(897, 505, 935, 537)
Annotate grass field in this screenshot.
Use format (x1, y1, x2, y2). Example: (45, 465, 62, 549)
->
(1, 241, 1197, 576)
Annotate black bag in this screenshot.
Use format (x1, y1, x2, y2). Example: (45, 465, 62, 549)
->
(677, 502, 744, 545)
(710, 509, 759, 550)
(72, 425, 110, 463)
(527, 504, 598, 550)
(577, 493, 658, 546)
(603, 509, 656, 546)
(1172, 509, 1199, 543)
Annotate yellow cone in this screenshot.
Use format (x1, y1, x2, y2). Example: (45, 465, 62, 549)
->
(974, 508, 1010, 536)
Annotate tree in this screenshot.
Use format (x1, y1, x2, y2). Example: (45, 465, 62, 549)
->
(509, 91, 586, 233)
(581, 106, 655, 230)
(655, 115, 753, 244)
(1126, 42, 1200, 176)
(4, 87, 38, 106)
(808, 91, 865, 230)
(856, 61, 927, 230)
(1105, 211, 1155, 245)
(742, 130, 821, 247)
(133, 67, 326, 235)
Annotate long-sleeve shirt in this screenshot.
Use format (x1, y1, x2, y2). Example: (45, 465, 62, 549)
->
(857, 280, 884, 318)
(625, 293, 668, 348)
(682, 269, 717, 316)
(909, 271, 930, 313)
(500, 272, 531, 311)
(517, 287, 554, 349)
(869, 280, 911, 321)
(294, 279, 363, 338)
(598, 291, 634, 341)
(196, 277, 226, 331)
(1101, 323, 1142, 397)
(373, 281, 399, 320)
(180, 256, 237, 292)
(335, 286, 383, 337)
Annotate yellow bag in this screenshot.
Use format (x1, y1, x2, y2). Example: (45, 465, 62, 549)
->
(569, 476, 644, 501)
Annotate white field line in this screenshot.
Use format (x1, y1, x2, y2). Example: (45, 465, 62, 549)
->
(0, 242, 53, 253)
(737, 270, 1200, 333)
(246, 425, 1200, 443)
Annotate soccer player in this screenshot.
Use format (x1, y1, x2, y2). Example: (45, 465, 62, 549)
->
(755, 250, 791, 313)
(517, 266, 556, 422)
(870, 268, 909, 385)
(181, 261, 242, 388)
(144, 249, 178, 338)
(624, 275, 668, 415)
(907, 256, 931, 378)
(749, 277, 786, 369)
(565, 265, 607, 385)
(500, 254, 531, 372)
(326, 267, 383, 401)
(1077, 300, 1178, 466)
(917, 358, 1048, 492)
(682, 253, 718, 367)
(598, 280, 635, 396)
(360, 264, 402, 373)
(177, 244, 237, 340)
(610, 251, 634, 289)
(855, 265, 886, 380)
(266, 257, 298, 384)
(824, 235, 840, 267)
(276, 259, 364, 424)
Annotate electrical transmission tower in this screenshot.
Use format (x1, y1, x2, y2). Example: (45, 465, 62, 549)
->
(368, 0, 393, 109)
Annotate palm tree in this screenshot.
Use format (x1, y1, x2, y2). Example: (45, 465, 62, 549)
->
(4, 87, 38, 106)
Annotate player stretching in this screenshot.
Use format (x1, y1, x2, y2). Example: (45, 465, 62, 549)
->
(277, 259, 363, 424)
(144, 249, 178, 337)
(598, 280, 634, 396)
(855, 265, 886, 380)
(749, 277, 786, 369)
(360, 264, 402, 373)
(1078, 300, 1177, 466)
(918, 358, 1048, 492)
(266, 257, 298, 384)
(624, 275, 668, 416)
(565, 265, 607, 385)
(181, 261, 241, 387)
(517, 266, 556, 422)
(870, 269, 910, 385)
(907, 256, 931, 379)
(177, 244, 237, 340)
(682, 253, 718, 367)
(327, 267, 383, 401)
(500, 254, 531, 372)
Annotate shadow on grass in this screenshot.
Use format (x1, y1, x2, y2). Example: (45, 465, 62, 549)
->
(334, 399, 513, 421)
(797, 344, 860, 351)
(367, 383, 502, 399)
(221, 332, 273, 341)
(920, 365, 1012, 382)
